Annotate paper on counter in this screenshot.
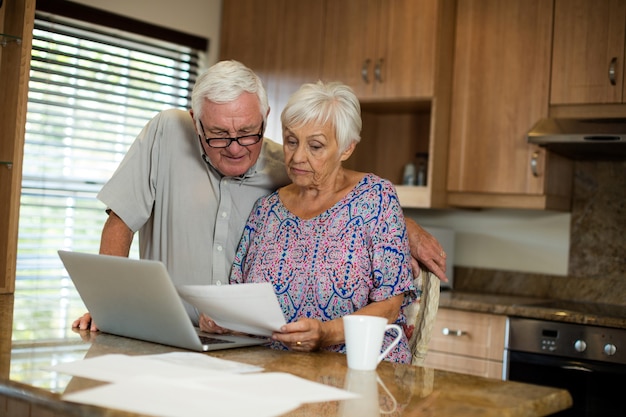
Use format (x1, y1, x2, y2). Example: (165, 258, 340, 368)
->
(178, 282, 286, 337)
(62, 372, 359, 417)
(147, 352, 263, 373)
(63, 374, 300, 417)
(198, 372, 360, 404)
(48, 352, 262, 383)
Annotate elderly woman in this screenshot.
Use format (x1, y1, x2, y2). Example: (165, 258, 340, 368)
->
(229, 81, 417, 363)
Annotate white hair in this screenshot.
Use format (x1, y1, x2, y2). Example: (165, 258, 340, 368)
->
(281, 81, 361, 153)
(191, 60, 269, 128)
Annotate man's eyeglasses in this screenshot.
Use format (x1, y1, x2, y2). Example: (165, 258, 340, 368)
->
(199, 120, 264, 148)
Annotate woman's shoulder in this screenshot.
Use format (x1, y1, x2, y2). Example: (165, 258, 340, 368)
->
(355, 173, 397, 195)
(255, 190, 280, 208)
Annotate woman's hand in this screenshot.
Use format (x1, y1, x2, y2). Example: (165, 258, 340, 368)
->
(272, 318, 327, 352)
(198, 313, 230, 334)
(274, 296, 405, 351)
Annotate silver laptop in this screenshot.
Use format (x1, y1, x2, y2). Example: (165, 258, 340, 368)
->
(58, 250, 267, 352)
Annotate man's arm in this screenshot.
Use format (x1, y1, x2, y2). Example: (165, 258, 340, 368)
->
(72, 211, 135, 330)
(99, 211, 134, 256)
(405, 217, 449, 282)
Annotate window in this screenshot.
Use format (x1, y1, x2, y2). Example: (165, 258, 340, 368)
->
(12, 11, 201, 343)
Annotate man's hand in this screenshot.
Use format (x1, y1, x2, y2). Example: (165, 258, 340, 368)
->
(405, 218, 449, 282)
(72, 312, 99, 331)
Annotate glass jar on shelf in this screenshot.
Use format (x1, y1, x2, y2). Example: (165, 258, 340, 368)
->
(415, 152, 428, 186)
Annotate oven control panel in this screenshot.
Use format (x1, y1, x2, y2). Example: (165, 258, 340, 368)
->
(507, 317, 626, 365)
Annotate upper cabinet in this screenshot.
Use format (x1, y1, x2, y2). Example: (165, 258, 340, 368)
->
(339, 0, 456, 208)
(551, 0, 626, 105)
(0, 0, 35, 293)
(219, 0, 325, 142)
(220, 0, 456, 209)
(321, 0, 437, 101)
(446, 0, 573, 211)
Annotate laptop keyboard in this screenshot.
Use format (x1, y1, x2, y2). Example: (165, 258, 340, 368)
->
(199, 335, 234, 345)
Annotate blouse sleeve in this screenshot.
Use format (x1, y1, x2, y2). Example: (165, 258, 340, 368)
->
(229, 192, 276, 284)
(369, 179, 416, 306)
(229, 197, 264, 284)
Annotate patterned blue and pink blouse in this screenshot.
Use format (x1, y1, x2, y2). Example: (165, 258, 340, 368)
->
(230, 173, 417, 363)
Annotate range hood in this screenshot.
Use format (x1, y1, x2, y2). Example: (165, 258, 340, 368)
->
(527, 117, 626, 159)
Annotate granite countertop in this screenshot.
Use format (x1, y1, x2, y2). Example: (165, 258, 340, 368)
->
(0, 294, 572, 417)
(437, 290, 626, 329)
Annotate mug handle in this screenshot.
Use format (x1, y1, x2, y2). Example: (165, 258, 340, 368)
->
(377, 324, 403, 364)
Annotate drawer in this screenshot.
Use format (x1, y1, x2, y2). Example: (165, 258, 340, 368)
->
(428, 308, 506, 361)
(425, 350, 503, 379)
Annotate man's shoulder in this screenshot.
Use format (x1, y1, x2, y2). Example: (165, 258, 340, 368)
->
(260, 138, 284, 161)
(153, 108, 194, 129)
(249, 139, 289, 188)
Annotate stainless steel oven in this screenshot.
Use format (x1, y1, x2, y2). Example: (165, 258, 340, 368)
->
(505, 316, 626, 416)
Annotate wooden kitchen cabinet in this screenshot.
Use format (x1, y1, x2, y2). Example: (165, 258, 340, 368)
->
(220, 0, 456, 209)
(424, 308, 507, 379)
(0, 0, 34, 293)
(551, 0, 626, 105)
(333, 0, 456, 208)
(219, 0, 281, 141)
(446, 0, 573, 211)
(220, 0, 325, 142)
(321, 0, 438, 101)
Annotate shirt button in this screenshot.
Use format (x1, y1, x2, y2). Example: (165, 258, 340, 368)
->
(216, 245, 223, 252)
(215, 280, 222, 286)
(221, 211, 228, 218)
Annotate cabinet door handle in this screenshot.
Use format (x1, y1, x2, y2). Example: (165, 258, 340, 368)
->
(442, 327, 466, 336)
(374, 58, 384, 83)
(609, 57, 617, 86)
(361, 59, 371, 84)
(530, 150, 540, 177)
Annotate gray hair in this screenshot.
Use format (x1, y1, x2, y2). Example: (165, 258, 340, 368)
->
(281, 81, 361, 153)
(191, 60, 269, 127)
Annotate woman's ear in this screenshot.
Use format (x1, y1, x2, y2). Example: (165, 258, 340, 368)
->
(340, 141, 357, 162)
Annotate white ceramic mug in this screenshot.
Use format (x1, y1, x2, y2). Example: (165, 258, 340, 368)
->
(343, 315, 403, 371)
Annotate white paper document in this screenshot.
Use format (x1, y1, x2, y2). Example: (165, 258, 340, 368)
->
(61, 367, 359, 417)
(178, 282, 286, 337)
(48, 353, 262, 383)
(63, 374, 302, 417)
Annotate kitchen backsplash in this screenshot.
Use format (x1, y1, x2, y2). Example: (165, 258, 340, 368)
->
(454, 160, 626, 306)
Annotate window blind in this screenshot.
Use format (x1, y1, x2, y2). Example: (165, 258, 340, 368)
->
(12, 12, 201, 344)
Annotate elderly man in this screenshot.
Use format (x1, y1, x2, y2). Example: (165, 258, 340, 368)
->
(73, 60, 447, 331)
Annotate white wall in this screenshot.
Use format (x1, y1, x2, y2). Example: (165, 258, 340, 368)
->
(70, 0, 222, 67)
(405, 208, 571, 276)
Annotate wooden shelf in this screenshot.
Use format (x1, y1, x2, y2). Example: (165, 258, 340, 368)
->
(396, 185, 431, 208)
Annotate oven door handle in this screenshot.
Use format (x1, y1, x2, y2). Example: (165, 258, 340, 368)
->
(560, 365, 593, 373)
